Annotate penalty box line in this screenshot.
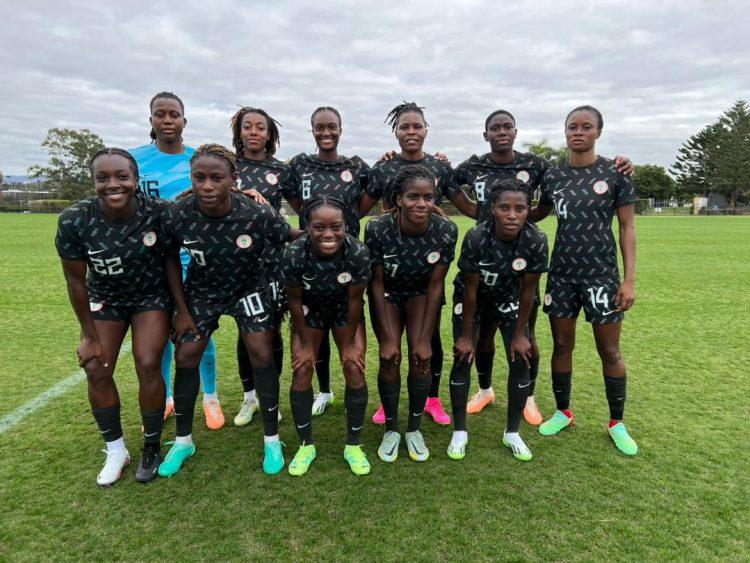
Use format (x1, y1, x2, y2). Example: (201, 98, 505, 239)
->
(0, 341, 133, 436)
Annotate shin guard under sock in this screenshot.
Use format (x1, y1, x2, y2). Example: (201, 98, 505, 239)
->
(290, 387, 314, 444)
(236, 336, 254, 392)
(254, 363, 280, 436)
(378, 375, 401, 432)
(345, 384, 368, 445)
(429, 330, 444, 397)
(316, 332, 331, 393)
(407, 375, 431, 432)
(92, 404, 123, 443)
(551, 371, 572, 411)
(174, 366, 200, 437)
(140, 407, 164, 446)
(507, 360, 530, 432)
(528, 355, 540, 396)
(475, 348, 495, 390)
(604, 375, 627, 421)
(272, 330, 284, 377)
(449, 361, 471, 431)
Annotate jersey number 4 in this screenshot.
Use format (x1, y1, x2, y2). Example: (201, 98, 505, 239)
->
(91, 257, 123, 275)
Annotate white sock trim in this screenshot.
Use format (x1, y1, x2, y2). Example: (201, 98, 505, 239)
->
(175, 434, 193, 445)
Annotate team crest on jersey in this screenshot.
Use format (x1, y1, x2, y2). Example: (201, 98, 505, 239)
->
(544, 293, 553, 306)
(427, 251, 441, 264)
(593, 180, 609, 195)
(142, 231, 157, 247)
(337, 272, 352, 284)
(512, 257, 527, 271)
(454, 303, 463, 315)
(236, 234, 253, 249)
(340, 170, 353, 183)
(89, 302, 103, 312)
(516, 170, 530, 183)
(265, 172, 279, 185)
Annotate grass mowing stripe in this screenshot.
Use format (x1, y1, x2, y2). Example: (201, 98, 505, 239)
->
(0, 341, 132, 435)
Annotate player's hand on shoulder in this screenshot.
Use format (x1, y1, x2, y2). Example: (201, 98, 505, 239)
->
(614, 155, 634, 177)
(434, 151, 451, 164)
(241, 188, 269, 205)
(614, 280, 636, 312)
(77, 336, 108, 368)
(378, 150, 398, 163)
(176, 187, 193, 200)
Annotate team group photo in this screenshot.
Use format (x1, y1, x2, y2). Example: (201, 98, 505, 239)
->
(1, 1, 747, 560)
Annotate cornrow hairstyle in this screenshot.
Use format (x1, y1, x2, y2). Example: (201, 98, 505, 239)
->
(566, 105, 603, 130)
(490, 178, 528, 204)
(385, 101, 428, 133)
(301, 193, 348, 224)
(230, 107, 282, 157)
(89, 147, 140, 182)
(484, 109, 516, 130)
(388, 164, 436, 209)
(190, 143, 237, 175)
(310, 106, 342, 126)
(149, 91, 185, 142)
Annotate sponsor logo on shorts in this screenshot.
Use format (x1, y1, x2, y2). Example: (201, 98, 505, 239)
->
(142, 231, 157, 247)
(265, 172, 279, 185)
(593, 180, 609, 195)
(236, 234, 253, 249)
(516, 170, 530, 183)
(340, 170, 353, 183)
(454, 303, 463, 315)
(90, 301, 103, 312)
(544, 293, 553, 306)
(427, 251, 441, 264)
(337, 272, 352, 284)
(512, 257, 527, 271)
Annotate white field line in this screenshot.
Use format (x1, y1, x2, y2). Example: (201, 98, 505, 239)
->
(0, 341, 133, 436)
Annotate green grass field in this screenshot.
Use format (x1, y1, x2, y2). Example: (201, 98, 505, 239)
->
(1, 214, 748, 561)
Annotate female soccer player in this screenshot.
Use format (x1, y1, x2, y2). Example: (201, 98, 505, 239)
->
(364, 102, 475, 426)
(448, 179, 548, 461)
(128, 91, 222, 430)
(56, 148, 171, 485)
(230, 107, 294, 427)
(282, 195, 372, 476)
(159, 144, 292, 476)
(532, 105, 639, 456)
(286, 106, 378, 417)
(454, 109, 635, 424)
(365, 164, 458, 462)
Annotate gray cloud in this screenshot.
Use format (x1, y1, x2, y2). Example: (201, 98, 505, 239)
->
(1, 0, 748, 174)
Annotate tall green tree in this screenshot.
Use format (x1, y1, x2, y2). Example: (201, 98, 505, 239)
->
(28, 128, 105, 201)
(633, 164, 676, 200)
(523, 139, 568, 166)
(672, 100, 750, 207)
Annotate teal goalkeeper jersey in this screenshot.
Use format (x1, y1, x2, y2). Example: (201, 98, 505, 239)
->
(129, 143, 196, 201)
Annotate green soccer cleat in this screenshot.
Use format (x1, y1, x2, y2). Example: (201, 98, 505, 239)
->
(263, 440, 285, 475)
(157, 442, 196, 477)
(405, 430, 430, 462)
(447, 431, 468, 460)
(503, 431, 533, 461)
(377, 431, 401, 463)
(539, 410, 574, 436)
(344, 444, 371, 476)
(288, 444, 316, 476)
(608, 422, 638, 456)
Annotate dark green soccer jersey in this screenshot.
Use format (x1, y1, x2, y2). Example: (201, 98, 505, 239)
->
(454, 151, 549, 224)
(162, 193, 290, 301)
(281, 234, 370, 307)
(368, 153, 461, 207)
(287, 153, 372, 237)
(365, 213, 458, 298)
(539, 156, 637, 284)
(55, 194, 170, 306)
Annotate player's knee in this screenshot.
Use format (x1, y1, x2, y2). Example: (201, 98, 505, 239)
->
(378, 357, 399, 381)
(174, 347, 202, 370)
(291, 368, 313, 391)
(85, 363, 113, 390)
(134, 354, 161, 379)
(598, 344, 622, 367)
(552, 335, 575, 357)
(343, 361, 364, 386)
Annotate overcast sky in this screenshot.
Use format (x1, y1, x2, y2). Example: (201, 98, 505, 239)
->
(1, 0, 747, 175)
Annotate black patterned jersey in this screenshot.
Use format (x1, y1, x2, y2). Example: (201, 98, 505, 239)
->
(539, 156, 637, 284)
(237, 156, 294, 277)
(287, 153, 372, 237)
(55, 194, 170, 306)
(368, 154, 462, 207)
(456, 220, 548, 304)
(162, 193, 290, 301)
(454, 151, 549, 224)
(281, 234, 370, 307)
(365, 213, 458, 298)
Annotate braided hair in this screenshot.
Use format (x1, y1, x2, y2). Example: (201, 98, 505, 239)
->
(385, 101, 428, 133)
(190, 144, 237, 175)
(388, 164, 436, 209)
(565, 105, 603, 130)
(484, 109, 516, 130)
(230, 107, 282, 158)
(490, 178, 528, 204)
(310, 106, 342, 126)
(89, 147, 140, 182)
(301, 193, 348, 224)
(149, 91, 185, 142)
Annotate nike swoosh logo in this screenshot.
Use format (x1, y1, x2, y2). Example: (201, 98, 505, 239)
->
(476, 174, 489, 180)
(268, 404, 278, 412)
(479, 261, 493, 266)
(88, 249, 106, 255)
(257, 315, 269, 322)
(601, 310, 616, 316)
(100, 428, 111, 433)
(303, 172, 314, 177)
(553, 189, 564, 195)
(297, 422, 310, 429)
(385, 416, 394, 421)
(385, 443, 398, 456)
(412, 411, 423, 417)
(183, 239, 199, 245)
(302, 274, 316, 280)
(450, 381, 465, 386)
(383, 254, 398, 259)
(518, 382, 531, 388)
(144, 432, 157, 437)
(351, 426, 363, 432)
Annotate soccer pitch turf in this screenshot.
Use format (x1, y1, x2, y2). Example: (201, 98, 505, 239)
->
(0, 214, 748, 561)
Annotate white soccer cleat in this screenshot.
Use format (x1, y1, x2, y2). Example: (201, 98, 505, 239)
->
(96, 448, 130, 486)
